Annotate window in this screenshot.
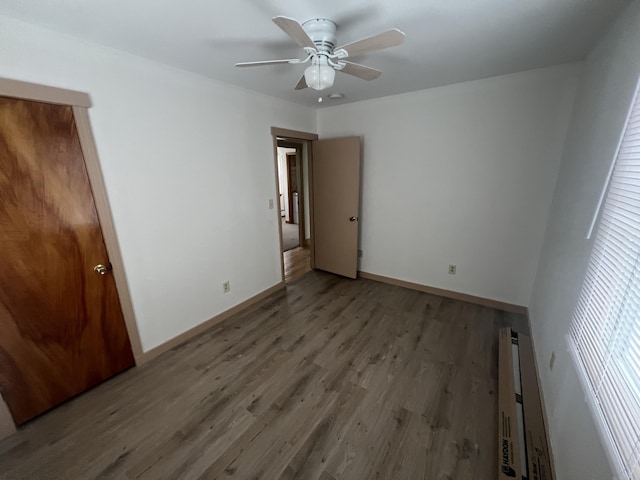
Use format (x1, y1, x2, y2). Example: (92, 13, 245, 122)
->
(569, 83, 640, 480)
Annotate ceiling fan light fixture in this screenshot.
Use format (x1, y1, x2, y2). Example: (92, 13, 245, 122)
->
(235, 16, 406, 96)
(304, 62, 335, 91)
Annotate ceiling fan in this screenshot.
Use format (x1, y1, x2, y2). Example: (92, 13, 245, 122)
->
(235, 16, 406, 91)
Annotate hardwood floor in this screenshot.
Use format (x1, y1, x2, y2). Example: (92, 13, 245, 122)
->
(0, 271, 528, 479)
(283, 246, 311, 283)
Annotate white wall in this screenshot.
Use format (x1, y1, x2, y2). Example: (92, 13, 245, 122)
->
(529, 2, 640, 478)
(0, 15, 316, 352)
(317, 64, 580, 306)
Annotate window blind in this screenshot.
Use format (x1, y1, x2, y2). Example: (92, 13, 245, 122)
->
(570, 85, 640, 480)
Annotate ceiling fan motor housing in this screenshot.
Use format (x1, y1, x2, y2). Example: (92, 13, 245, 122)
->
(302, 18, 337, 53)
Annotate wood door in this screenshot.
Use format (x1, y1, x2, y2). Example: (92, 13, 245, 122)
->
(311, 136, 361, 279)
(0, 97, 135, 426)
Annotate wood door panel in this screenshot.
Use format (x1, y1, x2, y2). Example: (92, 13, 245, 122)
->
(0, 97, 134, 425)
(312, 137, 361, 279)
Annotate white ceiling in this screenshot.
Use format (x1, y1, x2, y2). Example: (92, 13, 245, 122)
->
(0, 0, 628, 108)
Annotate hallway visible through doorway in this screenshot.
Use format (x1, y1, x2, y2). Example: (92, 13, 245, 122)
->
(283, 246, 310, 282)
(276, 145, 302, 252)
(281, 218, 299, 252)
(271, 127, 316, 285)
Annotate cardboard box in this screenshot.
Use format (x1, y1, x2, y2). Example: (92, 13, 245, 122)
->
(498, 327, 521, 479)
(519, 334, 555, 480)
(498, 327, 555, 480)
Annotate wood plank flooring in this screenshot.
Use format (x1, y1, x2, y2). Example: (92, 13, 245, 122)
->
(283, 246, 311, 283)
(0, 271, 528, 479)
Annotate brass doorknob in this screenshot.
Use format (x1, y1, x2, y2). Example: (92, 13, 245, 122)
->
(94, 264, 108, 275)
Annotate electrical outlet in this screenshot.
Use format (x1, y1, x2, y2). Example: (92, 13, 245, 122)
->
(448, 264, 456, 275)
(358, 249, 363, 258)
(223, 281, 230, 293)
(549, 351, 556, 371)
(268, 199, 274, 209)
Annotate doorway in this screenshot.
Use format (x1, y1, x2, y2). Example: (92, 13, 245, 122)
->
(271, 128, 362, 283)
(272, 128, 316, 283)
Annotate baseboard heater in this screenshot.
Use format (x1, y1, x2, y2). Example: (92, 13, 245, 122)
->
(498, 328, 555, 480)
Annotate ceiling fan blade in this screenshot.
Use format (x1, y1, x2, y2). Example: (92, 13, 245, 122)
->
(235, 59, 299, 67)
(272, 16, 317, 50)
(339, 61, 382, 81)
(335, 29, 405, 57)
(294, 75, 308, 90)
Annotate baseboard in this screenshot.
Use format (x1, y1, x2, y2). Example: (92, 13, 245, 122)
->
(358, 271, 527, 314)
(304, 238, 311, 247)
(135, 281, 286, 365)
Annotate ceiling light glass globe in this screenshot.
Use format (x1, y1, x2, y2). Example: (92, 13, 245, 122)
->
(304, 64, 335, 91)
